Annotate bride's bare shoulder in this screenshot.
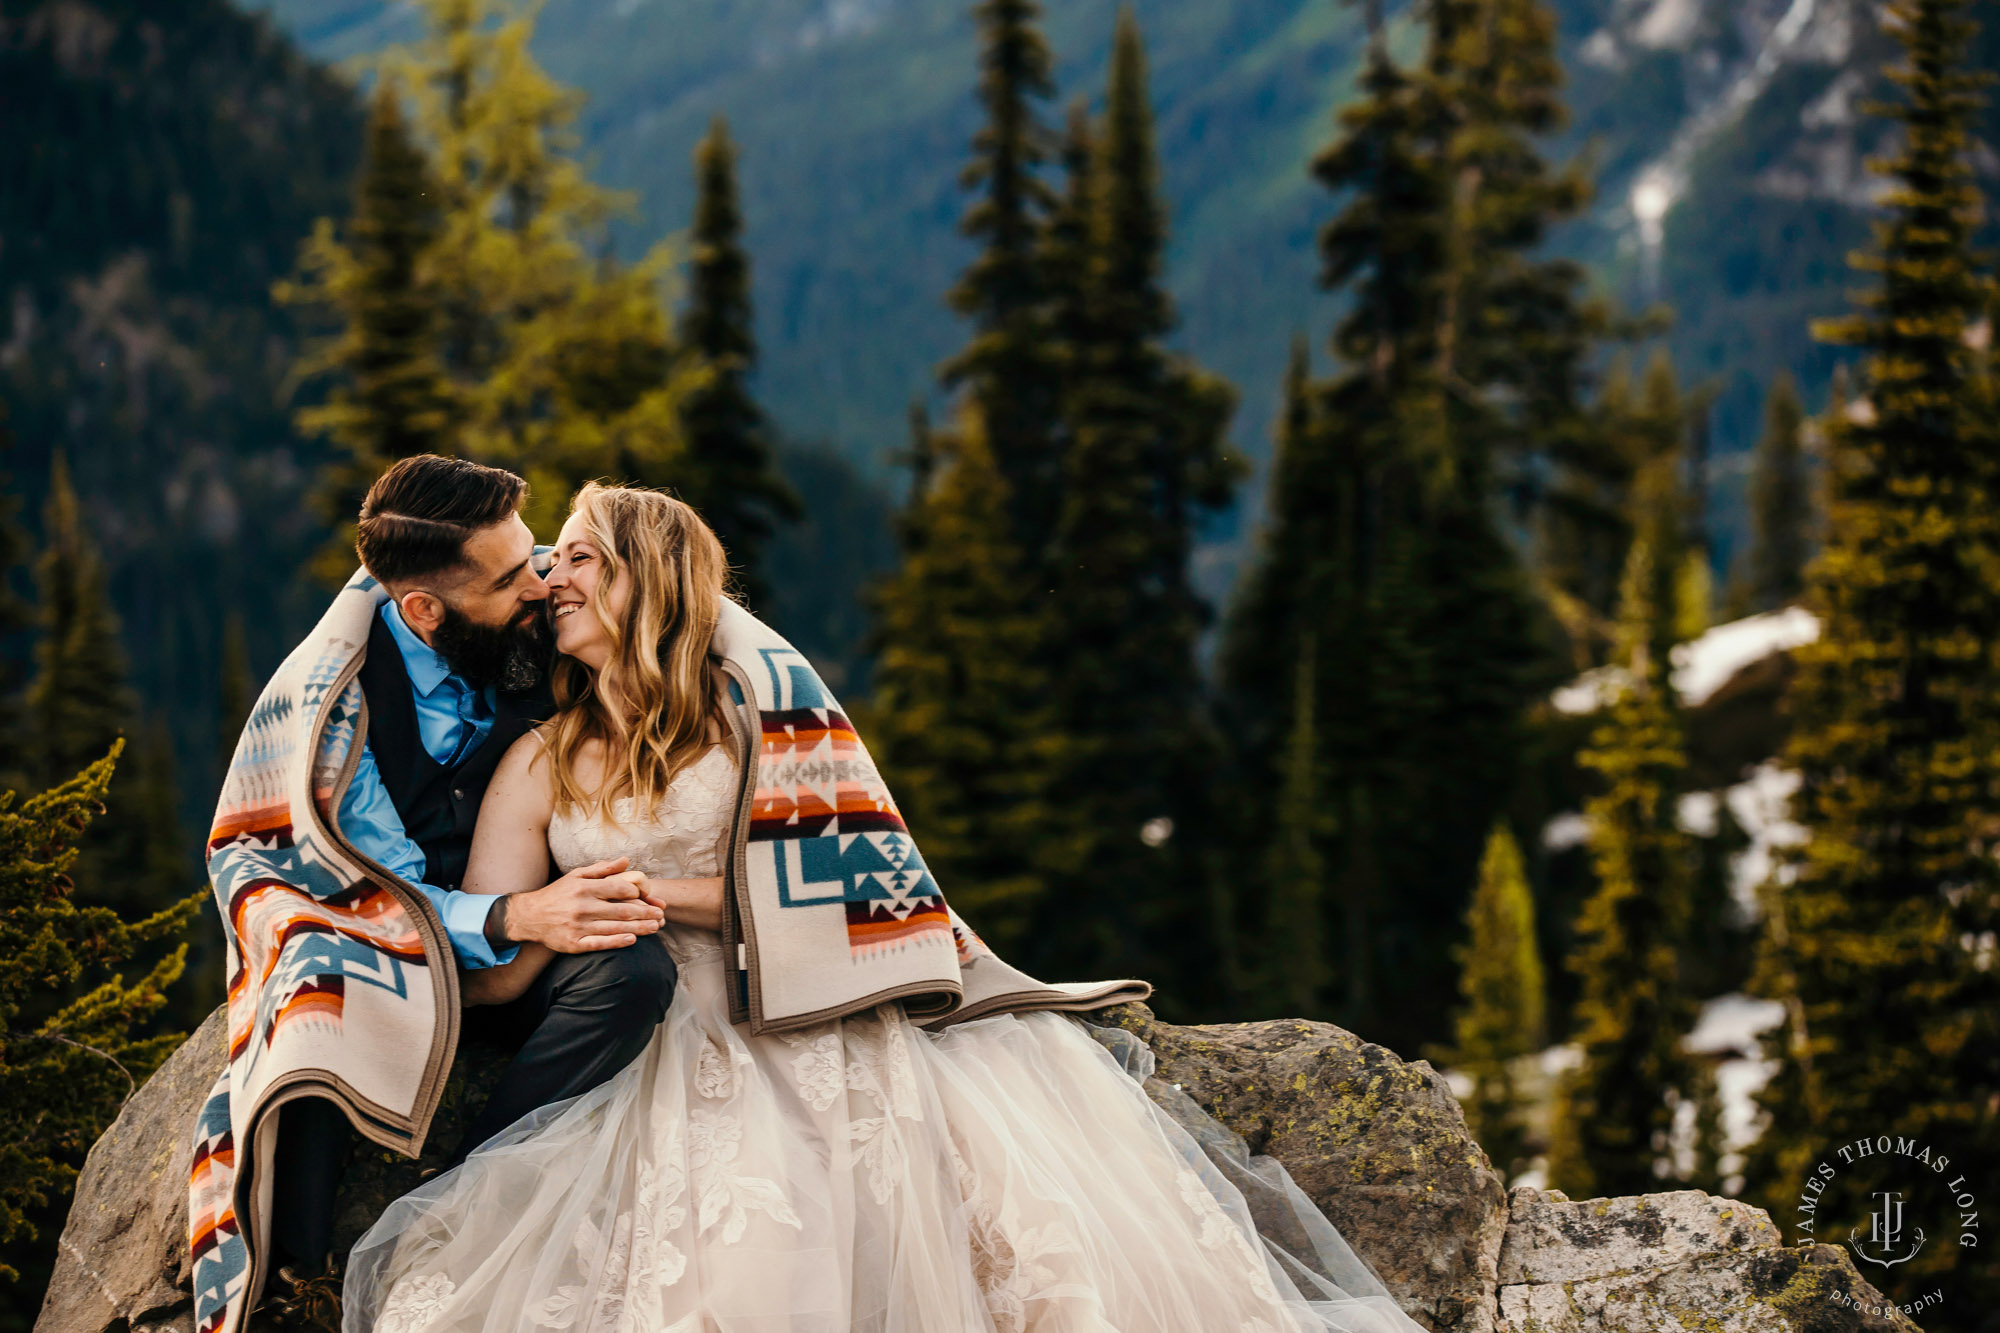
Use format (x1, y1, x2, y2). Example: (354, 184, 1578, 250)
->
(486, 727, 566, 813)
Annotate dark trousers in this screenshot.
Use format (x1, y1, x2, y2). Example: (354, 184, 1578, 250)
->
(268, 937, 678, 1271)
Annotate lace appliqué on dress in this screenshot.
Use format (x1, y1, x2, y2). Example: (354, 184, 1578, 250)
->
(376, 1273, 456, 1333)
(947, 1132, 1092, 1333)
(689, 1110, 803, 1244)
(1178, 1166, 1286, 1310)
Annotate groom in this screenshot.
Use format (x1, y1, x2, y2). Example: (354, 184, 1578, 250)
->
(260, 455, 678, 1323)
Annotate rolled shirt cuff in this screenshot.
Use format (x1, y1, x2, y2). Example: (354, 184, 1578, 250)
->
(438, 889, 522, 969)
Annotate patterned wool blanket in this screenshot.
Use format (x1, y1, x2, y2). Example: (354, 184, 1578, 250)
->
(189, 579, 1148, 1333)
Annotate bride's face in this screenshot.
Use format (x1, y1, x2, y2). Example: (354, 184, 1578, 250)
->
(547, 510, 629, 672)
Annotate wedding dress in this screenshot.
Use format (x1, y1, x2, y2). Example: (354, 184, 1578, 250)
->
(343, 743, 1429, 1333)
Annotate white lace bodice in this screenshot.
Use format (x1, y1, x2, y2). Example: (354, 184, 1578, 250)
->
(547, 743, 738, 882)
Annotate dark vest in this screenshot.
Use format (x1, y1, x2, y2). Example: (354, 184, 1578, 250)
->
(356, 611, 552, 893)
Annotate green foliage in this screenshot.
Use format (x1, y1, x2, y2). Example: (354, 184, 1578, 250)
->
(1546, 530, 1702, 1199)
(674, 116, 803, 612)
(1262, 628, 1330, 1016)
(24, 457, 132, 791)
(1424, 822, 1546, 1182)
(284, 77, 458, 574)
(217, 613, 253, 782)
(937, 0, 1066, 560)
(0, 747, 201, 1281)
(0, 0, 365, 857)
(1218, 0, 1578, 1045)
(1029, 8, 1245, 1001)
(1741, 373, 1813, 611)
(0, 403, 30, 762)
(284, 0, 702, 542)
(860, 402, 1055, 945)
(1744, 0, 2000, 1307)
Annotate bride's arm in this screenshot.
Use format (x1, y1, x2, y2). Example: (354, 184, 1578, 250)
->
(457, 733, 560, 1006)
(644, 875, 726, 932)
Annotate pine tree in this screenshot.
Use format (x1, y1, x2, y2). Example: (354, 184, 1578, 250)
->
(1031, 7, 1243, 1000)
(25, 455, 130, 789)
(1217, 0, 1565, 1046)
(1263, 629, 1330, 1016)
(285, 0, 701, 541)
(0, 400, 30, 767)
(938, 0, 1065, 560)
(675, 115, 802, 612)
(283, 76, 457, 559)
(1426, 822, 1547, 1182)
(861, 400, 1053, 944)
(1546, 520, 1702, 1199)
(1689, 1057, 1727, 1195)
(216, 612, 251, 783)
(0, 747, 197, 1280)
(1743, 372, 1812, 611)
(1744, 0, 1999, 1306)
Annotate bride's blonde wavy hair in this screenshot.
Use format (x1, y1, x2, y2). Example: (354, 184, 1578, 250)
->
(545, 481, 734, 820)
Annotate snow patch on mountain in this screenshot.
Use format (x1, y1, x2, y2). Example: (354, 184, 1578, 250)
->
(1550, 605, 1820, 716)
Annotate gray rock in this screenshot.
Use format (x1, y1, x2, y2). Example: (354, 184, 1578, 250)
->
(35, 1003, 1922, 1333)
(1494, 1186, 1922, 1333)
(1091, 1003, 1512, 1332)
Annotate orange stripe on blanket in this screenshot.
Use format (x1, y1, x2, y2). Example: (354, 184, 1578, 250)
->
(207, 803, 293, 850)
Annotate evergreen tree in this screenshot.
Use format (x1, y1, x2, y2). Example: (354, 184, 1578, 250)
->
(286, 0, 701, 540)
(1426, 822, 1547, 1183)
(283, 75, 457, 573)
(1745, 0, 1999, 1307)
(1219, 0, 1567, 1046)
(24, 455, 130, 789)
(216, 612, 251, 784)
(1689, 1057, 1727, 1195)
(0, 401, 29, 767)
(1546, 520, 1702, 1199)
(1030, 7, 1243, 1001)
(861, 399, 1053, 945)
(1263, 629, 1330, 1015)
(938, 0, 1065, 560)
(0, 748, 197, 1281)
(1743, 372, 1812, 611)
(675, 115, 802, 612)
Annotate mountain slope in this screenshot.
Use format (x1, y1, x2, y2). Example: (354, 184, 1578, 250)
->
(247, 0, 2000, 547)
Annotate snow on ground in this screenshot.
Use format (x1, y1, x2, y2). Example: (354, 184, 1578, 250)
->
(1550, 606, 1820, 716)
(1724, 763, 1805, 918)
(1681, 993, 1786, 1194)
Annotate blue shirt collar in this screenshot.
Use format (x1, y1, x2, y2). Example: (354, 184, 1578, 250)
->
(380, 599, 461, 699)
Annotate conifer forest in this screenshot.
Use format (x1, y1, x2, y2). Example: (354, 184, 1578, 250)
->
(2, 0, 1998, 1327)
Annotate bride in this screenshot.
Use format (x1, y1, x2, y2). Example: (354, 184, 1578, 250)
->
(342, 481, 1429, 1333)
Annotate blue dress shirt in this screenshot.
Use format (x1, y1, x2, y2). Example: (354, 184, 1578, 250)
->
(336, 601, 520, 969)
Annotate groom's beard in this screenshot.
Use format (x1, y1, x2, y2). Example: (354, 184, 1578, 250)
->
(431, 598, 553, 693)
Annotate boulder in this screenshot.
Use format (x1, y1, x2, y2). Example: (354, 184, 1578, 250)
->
(1494, 1187, 1922, 1332)
(36, 1003, 1917, 1333)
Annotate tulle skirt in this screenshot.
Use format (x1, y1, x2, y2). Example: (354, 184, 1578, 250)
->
(343, 933, 1426, 1333)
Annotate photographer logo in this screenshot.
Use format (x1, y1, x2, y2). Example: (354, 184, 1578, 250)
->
(1851, 1189, 1924, 1268)
(1792, 1133, 1979, 1322)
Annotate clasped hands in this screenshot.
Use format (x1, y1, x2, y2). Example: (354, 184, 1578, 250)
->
(484, 856, 726, 953)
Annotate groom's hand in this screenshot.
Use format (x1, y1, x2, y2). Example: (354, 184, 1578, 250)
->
(491, 857, 665, 953)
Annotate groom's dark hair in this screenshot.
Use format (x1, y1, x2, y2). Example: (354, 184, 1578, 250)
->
(356, 454, 528, 587)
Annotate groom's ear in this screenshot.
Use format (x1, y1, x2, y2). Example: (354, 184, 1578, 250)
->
(397, 587, 447, 636)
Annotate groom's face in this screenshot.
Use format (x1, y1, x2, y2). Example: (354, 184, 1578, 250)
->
(396, 515, 552, 690)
